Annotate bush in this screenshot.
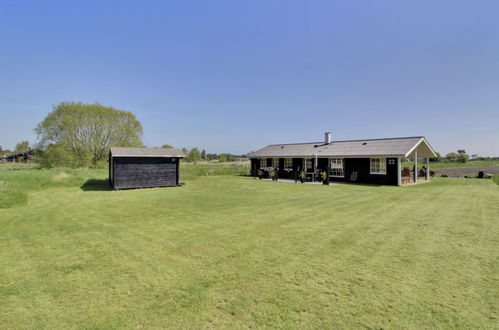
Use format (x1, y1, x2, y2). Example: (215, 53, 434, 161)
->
(37, 144, 93, 168)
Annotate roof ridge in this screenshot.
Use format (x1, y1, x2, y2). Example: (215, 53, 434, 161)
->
(267, 136, 423, 146)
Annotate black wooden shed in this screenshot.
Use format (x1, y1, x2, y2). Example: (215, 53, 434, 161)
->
(109, 147, 185, 190)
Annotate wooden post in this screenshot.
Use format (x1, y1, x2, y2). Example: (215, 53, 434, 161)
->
(313, 154, 318, 182)
(413, 150, 418, 183)
(397, 157, 401, 186)
(426, 157, 430, 181)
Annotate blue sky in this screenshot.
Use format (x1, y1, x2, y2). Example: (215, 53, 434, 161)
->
(1, 0, 498, 156)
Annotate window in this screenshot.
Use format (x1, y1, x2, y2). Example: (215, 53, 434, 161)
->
(388, 159, 396, 165)
(284, 158, 292, 169)
(260, 158, 267, 168)
(330, 158, 344, 177)
(305, 158, 313, 172)
(370, 158, 386, 174)
(272, 158, 279, 168)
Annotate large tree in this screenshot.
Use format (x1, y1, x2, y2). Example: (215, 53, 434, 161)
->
(36, 102, 143, 166)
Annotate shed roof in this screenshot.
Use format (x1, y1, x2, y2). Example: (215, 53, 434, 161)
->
(110, 147, 185, 158)
(247, 136, 437, 158)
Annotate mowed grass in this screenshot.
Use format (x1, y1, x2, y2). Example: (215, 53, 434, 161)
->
(0, 170, 498, 328)
(0, 163, 248, 209)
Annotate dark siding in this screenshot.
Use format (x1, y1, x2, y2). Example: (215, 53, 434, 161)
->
(342, 157, 398, 185)
(292, 158, 303, 171)
(317, 158, 329, 171)
(112, 157, 179, 189)
(250, 158, 260, 176)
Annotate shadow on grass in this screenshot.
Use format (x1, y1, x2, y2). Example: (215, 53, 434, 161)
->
(80, 179, 112, 191)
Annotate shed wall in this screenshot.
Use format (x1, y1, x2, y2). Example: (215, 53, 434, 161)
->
(112, 157, 178, 189)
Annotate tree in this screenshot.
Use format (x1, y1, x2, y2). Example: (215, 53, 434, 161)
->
(206, 153, 218, 161)
(161, 144, 173, 149)
(35, 102, 143, 167)
(455, 149, 469, 163)
(445, 152, 459, 162)
(15, 141, 30, 153)
(456, 153, 469, 163)
(219, 153, 234, 162)
(201, 149, 206, 160)
(185, 147, 202, 163)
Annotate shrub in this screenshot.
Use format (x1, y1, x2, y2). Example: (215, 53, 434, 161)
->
(298, 171, 306, 183)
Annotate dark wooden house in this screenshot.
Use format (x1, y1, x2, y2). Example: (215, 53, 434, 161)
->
(109, 147, 185, 190)
(247, 133, 437, 186)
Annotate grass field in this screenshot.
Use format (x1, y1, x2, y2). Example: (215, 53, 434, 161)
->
(403, 160, 499, 169)
(0, 165, 498, 328)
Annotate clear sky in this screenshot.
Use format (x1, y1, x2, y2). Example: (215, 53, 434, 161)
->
(1, 0, 498, 156)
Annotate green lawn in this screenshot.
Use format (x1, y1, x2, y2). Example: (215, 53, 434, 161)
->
(0, 167, 498, 328)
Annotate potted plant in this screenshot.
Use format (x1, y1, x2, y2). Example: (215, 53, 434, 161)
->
(298, 170, 306, 183)
(271, 168, 279, 181)
(321, 170, 329, 185)
(257, 169, 264, 180)
(268, 168, 275, 181)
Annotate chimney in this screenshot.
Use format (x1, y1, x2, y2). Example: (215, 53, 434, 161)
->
(325, 132, 332, 144)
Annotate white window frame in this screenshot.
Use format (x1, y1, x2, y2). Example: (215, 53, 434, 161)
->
(284, 158, 293, 169)
(370, 157, 387, 175)
(330, 158, 344, 177)
(260, 158, 267, 168)
(305, 158, 313, 172)
(272, 158, 279, 168)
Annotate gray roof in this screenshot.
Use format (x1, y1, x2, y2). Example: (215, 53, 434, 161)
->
(247, 136, 437, 158)
(110, 147, 185, 158)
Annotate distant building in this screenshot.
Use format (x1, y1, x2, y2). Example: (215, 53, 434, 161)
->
(4, 150, 35, 163)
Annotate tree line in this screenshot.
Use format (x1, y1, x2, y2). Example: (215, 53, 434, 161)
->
(3, 101, 496, 168)
(432, 150, 470, 163)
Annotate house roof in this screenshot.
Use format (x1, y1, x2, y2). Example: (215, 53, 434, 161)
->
(247, 136, 437, 158)
(110, 147, 185, 158)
